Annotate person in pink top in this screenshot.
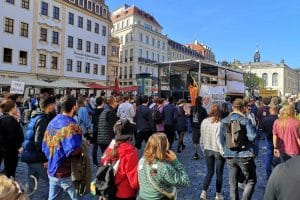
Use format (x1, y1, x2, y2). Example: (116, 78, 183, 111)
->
(273, 104, 300, 163)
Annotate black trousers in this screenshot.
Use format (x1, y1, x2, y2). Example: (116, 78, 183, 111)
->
(164, 124, 175, 148)
(93, 143, 109, 165)
(135, 131, 152, 149)
(0, 149, 19, 178)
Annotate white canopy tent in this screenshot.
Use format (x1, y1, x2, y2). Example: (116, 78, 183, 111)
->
(49, 79, 88, 89)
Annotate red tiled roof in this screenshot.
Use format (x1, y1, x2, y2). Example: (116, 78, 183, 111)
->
(111, 6, 162, 28)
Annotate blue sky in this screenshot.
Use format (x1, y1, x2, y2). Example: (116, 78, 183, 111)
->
(106, 0, 300, 68)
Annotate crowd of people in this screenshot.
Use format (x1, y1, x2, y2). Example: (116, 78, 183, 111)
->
(0, 91, 300, 200)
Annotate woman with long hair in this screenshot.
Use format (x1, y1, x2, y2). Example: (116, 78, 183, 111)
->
(200, 104, 225, 200)
(137, 133, 190, 200)
(100, 119, 139, 200)
(0, 175, 28, 200)
(190, 96, 207, 160)
(273, 104, 300, 163)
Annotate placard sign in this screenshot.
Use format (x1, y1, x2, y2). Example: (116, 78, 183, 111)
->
(10, 81, 25, 94)
(200, 85, 226, 112)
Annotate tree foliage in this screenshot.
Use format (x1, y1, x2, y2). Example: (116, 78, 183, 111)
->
(244, 72, 265, 89)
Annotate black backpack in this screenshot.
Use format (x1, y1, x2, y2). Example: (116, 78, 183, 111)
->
(94, 164, 117, 199)
(224, 113, 249, 151)
(153, 106, 164, 124)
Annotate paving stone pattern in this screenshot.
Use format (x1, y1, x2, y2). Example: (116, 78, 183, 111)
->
(6, 132, 267, 200)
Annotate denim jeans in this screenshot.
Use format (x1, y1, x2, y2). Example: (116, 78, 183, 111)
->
(202, 150, 225, 193)
(27, 163, 49, 199)
(48, 175, 78, 200)
(264, 136, 274, 178)
(227, 157, 257, 200)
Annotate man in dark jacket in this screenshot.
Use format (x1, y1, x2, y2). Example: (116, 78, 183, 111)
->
(21, 94, 55, 197)
(135, 95, 155, 149)
(163, 96, 177, 148)
(261, 104, 278, 179)
(92, 97, 104, 166)
(97, 96, 118, 153)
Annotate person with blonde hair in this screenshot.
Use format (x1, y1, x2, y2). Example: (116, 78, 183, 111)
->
(137, 133, 190, 200)
(0, 175, 28, 200)
(273, 104, 300, 163)
(200, 104, 225, 200)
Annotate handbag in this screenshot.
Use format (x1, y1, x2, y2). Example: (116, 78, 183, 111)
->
(146, 164, 177, 200)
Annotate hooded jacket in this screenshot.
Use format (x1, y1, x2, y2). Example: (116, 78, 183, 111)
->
(21, 112, 49, 163)
(101, 141, 139, 198)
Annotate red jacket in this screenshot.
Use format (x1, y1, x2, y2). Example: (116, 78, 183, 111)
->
(101, 141, 139, 198)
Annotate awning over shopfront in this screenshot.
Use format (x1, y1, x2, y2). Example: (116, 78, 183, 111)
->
(87, 83, 108, 90)
(0, 77, 13, 85)
(49, 79, 88, 89)
(16, 77, 52, 88)
(120, 86, 138, 92)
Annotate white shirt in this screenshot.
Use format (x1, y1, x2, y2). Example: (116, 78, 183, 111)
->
(117, 102, 135, 122)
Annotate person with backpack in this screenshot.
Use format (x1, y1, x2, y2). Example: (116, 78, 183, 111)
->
(200, 104, 224, 200)
(97, 119, 139, 200)
(191, 96, 207, 160)
(153, 98, 165, 132)
(21, 94, 55, 198)
(97, 96, 118, 153)
(135, 95, 155, 149)
(220, 98, 257, 200)
(163, 96, 177, 149)
(137, 133, 190, 200)
(0, 99, 24, 178)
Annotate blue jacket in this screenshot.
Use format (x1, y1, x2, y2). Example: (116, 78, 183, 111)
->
(163, 103, 176, 125)
(220, 112, 257, 158)
(21, 112, 49, 163)
(77, 107, 93, 135)
(136, 104, 155, 132)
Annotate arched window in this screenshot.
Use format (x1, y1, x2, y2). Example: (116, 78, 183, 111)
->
(262, 73, 268, 86)
(272, 72, 278, 86)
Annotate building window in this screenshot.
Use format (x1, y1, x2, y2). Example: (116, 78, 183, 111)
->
(52, 31, 59, 44)
(157, 54, 160, 62)
(94, 43, 98, 54)
(4, 18, 14, 34)
(101, 45, 106, 56)
(77, 39, 82, 50)
(162, 42, 165, 50)
(157, 40, 160, 48)
(262, 73, 268, 86)
(96, 5, 100, 13)
(68, 36, 73, 48)
(93, 64, 98, 74)
(67, 59, 73, 71)
(20, 22, 28, 37)
(95, 23, 99, 34)
(39, 54, 46, 68)
(53, 6, 60, 20)
(77, 61, 82, 72)
(19, 51, 27, 65)
(130, 48, 133, 61)
(102, 26, 106, 36)
(6, 0, 14, 4)
(51, 56, 58, 69)
(101, 65, 105, 75)
(152, 38, 155, 46)
(126, 19, 129, 26)
(103, 8, 107, 17)
(152, 52, 154, 60)
(78, 16, 83, 28)
(139, 49, 142, 57)
(87, 19, 91, 31)
(40, 28, 47, 41)
(84, 41, 90, 53)
(272, 72, 278, 86)
(69, 12, 74, 25)
(146, 35, 149, 44)
(79, 0, 83, 7)
(146, 51, 149, 59)
(3, 48, 12, 63)
(139, 33, 143, 42)
(124, 49, 128, 62)
(129, 66, 133, 78)
(41, 2, 48, 16)
(112, 46, 116, 56)
(85, 62, 90, 73)
(87, 1, 92, 10)
(21, 0, 29, 9)
(119, 66, 122, 78)
(124, 66, 127, 78)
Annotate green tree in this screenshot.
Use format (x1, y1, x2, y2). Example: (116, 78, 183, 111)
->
(244, 72, 265, 94)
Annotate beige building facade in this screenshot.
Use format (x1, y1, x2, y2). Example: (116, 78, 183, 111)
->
(107, 37, 120, 87)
